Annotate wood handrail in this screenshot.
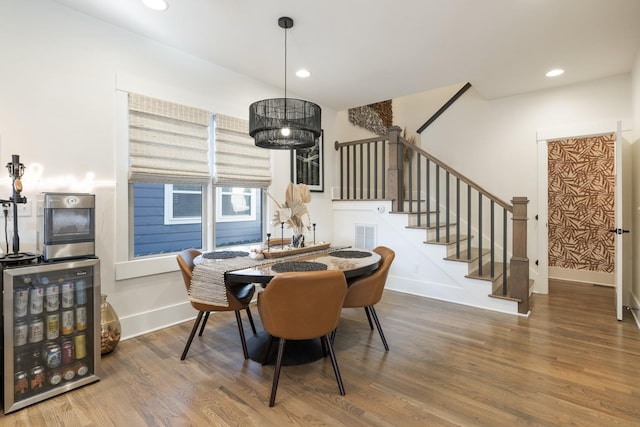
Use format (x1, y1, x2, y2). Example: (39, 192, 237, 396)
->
(417, 82, 472, 134)
(396, 136, 513, 212)
(334, 135, 388, 150)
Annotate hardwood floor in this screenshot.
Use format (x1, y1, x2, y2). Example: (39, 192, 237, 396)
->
(2, 280, 640, 426)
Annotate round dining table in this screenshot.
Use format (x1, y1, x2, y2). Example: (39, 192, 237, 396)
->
(225, 248, 381, 365)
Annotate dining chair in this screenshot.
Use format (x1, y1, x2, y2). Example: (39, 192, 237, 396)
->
(257, 270, 348, 407)
(340, 246, 395, 351)
(177, 248, 257, 360)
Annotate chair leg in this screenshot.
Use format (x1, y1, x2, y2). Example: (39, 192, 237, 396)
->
(368, 305, 389, 351)
(246, 307, 257, 335)
(364, 306, 374, 330)
(330, 328, 337, 345)
(269, 338, 286, 407)
(234, 310, 249, 359)
(198, 312, 210, 336)
(262, 335, 275, 365)
(181, 311, 204, 360)
(323, 334, 345, 396)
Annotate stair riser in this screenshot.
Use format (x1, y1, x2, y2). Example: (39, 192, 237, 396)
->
(427, 224, 460, 242)
(401, 200, 428, 211)
(407, 212, 437, 227)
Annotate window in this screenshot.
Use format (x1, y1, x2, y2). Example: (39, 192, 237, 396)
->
(116, 92, 272, 277)
(165, 184, 202, 225)
(126, 93, 210, 258)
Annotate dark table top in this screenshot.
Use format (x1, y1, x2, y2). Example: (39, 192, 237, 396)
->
(225, 249, 381, 285)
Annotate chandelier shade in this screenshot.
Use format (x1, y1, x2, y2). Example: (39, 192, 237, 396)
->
(249, 97, 321, 149)
(249, 16, 322, 149)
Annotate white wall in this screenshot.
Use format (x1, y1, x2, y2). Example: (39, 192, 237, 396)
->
(334, 74, 633, 299)
(0, 0, 337, 338)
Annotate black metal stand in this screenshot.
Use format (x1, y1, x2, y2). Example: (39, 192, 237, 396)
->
(0, 154, 39, 266)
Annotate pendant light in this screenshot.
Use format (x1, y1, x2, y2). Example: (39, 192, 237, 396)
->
(249, 17, 321, 149)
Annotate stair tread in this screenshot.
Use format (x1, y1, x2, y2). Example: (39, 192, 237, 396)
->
(466, 269, 506, 282)
(423, 233, 469, 245)
(407, 222, 457, 230)
(468, 262, 507, 278)
(424, 235, 469, 245)
(390, 210, 438, 215)
(488, 293, 522, 303)
(444, 248, 489, 263)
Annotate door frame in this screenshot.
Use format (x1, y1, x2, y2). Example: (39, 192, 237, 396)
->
(536, 120, 621, 297)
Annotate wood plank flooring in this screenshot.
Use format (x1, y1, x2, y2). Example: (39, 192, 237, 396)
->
(2, 280, 640, 426)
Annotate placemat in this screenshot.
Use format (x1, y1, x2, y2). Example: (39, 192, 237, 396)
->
(330, 250, 372, 259)
(202, 251, 249, 259)
(271, 261, 328, 273)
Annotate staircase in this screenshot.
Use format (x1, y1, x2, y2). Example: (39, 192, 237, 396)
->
(333, 127, 532, 315)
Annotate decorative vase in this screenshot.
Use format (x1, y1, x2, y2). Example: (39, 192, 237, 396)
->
(100, 294, 121, 355)
(291, 233, 305, 248)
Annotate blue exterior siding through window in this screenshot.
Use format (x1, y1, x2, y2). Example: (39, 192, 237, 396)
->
(133, 184, 263, 256)
(215, 191, 263, 247)
(133, 183, 202, 256)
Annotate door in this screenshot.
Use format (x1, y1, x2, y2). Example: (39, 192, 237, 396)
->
(537, 121, 627, 319)
(613, 121, 627, 320)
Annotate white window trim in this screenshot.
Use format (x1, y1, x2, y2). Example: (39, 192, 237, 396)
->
(164, 184, 203, 225)
(215, 187, 257, 223)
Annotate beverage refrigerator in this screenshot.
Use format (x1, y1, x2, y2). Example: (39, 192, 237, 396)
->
(1, 257, 101, 414)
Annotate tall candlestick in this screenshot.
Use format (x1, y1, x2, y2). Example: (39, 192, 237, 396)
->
(280, 222, 284, 249)
(266, 233, 271, 252)
(313, 223, 316, 245)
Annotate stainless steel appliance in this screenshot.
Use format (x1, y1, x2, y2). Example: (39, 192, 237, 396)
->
(2, 258, 101, 413)
(36, 193, 95, 261)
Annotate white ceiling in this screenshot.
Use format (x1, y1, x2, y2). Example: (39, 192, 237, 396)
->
(52, 0, 640, 111)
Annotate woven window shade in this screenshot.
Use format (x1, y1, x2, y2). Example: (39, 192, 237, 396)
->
(128, 93, 211, 184)
(214, 114, 271, 187)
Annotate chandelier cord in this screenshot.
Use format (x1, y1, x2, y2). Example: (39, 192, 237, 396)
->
(283, 23, 288, 121)
(284, 24, 287, 99)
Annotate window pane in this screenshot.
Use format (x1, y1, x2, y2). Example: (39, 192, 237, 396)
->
(132, 183, 202, 257)
(215, 187, 262, 247)
(173, 192, 202, 217)
(221, 193, 250, 216)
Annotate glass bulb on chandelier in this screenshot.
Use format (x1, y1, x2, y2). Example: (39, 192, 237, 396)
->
(280, 127, 291, 137)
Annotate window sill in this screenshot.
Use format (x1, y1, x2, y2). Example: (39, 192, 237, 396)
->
(115, 255, 179, 281)
(114, 243, 262, 281)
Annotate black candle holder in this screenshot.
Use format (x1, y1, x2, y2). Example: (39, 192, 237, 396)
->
(280, 222, 284, 249)
(313, 223, 316, 245)
(266, 233, 271, 252)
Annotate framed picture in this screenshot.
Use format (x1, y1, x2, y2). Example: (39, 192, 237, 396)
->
(291, 130, 324, 192)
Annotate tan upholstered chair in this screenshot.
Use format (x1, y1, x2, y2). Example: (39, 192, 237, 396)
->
(258, 270, 348, 407)
(177, 249, 257, 360)
(342, 246, 395, 351)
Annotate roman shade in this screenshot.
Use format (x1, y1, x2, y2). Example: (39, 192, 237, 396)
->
(214, 114, 271, 187)
(128, 93, 211, 184)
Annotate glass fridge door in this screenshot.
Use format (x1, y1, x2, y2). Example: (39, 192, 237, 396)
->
(3, 258, 101, 414)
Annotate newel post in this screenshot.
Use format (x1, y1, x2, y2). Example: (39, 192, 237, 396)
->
(510, 196, 530, 314)
(387, 126, 404, 212)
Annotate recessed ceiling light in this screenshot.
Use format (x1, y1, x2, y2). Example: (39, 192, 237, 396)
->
(296, 69, 311, 78)
(545, 69, 565, 77)
(142, 0, 169, 11)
